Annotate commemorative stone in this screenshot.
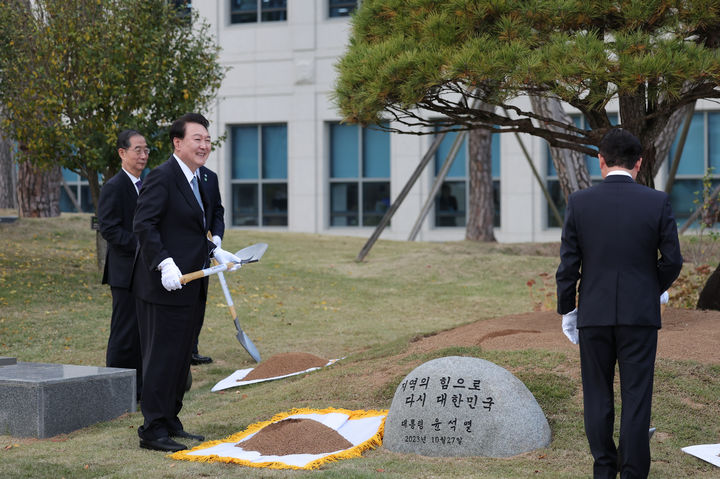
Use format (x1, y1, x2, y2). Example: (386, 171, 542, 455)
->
(384, 356, 551, 457)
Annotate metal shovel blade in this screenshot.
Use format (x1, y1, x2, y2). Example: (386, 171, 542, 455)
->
(234, 243, 268, 264)
(234, 317, 261, 363)
(217, 269, 261, 363)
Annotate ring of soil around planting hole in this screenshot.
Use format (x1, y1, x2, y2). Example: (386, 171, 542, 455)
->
(236, 418, 353, 455)
(242, 352, 329, 381)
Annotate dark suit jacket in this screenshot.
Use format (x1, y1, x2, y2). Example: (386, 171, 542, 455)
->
(98, 171, 138, 288)
(132, 157, 218, 306)
(556, 175, 683, 328)
(198, 165, 224, 239)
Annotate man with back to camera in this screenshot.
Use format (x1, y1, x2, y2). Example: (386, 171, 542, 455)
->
(97, 129, 148, 402)
(132, 113, 240, 452)
(556, 128, 683, 479)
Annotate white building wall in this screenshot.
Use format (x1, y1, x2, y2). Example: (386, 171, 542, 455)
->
(196, 1, 564, 243)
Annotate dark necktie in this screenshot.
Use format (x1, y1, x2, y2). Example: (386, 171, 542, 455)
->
(135, 179, 142, 193)
(191, 176, 204, 211)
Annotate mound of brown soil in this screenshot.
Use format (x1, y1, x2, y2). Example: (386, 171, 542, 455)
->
(236, 418, 352, 455)
(354, 307, 720, 393)
(242, 352, 328, 381)
(408, 306, 720, 364)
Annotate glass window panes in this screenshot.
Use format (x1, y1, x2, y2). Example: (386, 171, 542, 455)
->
(433, 128, 500, 227)
(59, 168, 94, 213)
(667, 111, 720, 228)
(330, 123, 358, 178)
(230, 0, 257, 23)
(329, 122, 390, 227)
(329, 0, 357, 17)
(435, 130, 466, 178)
(262, 182, 288, 225)
(232, 183, 259, 226)
(230, 0, 286, 24)
(232, 126, 258, 179)
(669, 112, 704, 175)
(668, 179, 704, 221)
(362, 182, 389, 226)
(708, 112, 720, 172)
(363, 125, 390, 178)
(330, 182, 358, 226)
(261, 0, 287, 21)
(230, 124, 288, 226)
(262, 124, 287, 179)
(436, 181, 466, 227)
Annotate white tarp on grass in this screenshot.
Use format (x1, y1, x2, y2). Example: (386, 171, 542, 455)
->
(682, 443, 720, 468)
(211, 359, 339, 392)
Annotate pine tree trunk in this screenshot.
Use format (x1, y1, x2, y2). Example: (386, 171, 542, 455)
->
(0, 128, 16, 209)
(16, 162, 61, 217)
(466, 127, 496, 241)
(529, 95, 591, 202)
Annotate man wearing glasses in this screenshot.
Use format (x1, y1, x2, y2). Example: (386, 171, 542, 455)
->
(97, 129, 149, 402)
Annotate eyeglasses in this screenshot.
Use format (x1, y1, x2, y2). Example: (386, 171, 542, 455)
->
(125, 146, 150, 156)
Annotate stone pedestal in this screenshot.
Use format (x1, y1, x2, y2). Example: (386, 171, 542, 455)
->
(0, 362, 136, 438)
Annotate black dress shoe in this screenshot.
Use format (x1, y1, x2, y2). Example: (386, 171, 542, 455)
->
(139, 436, 187, 452)
(191, 353, 213, 365)
(170, 429, 205, 441)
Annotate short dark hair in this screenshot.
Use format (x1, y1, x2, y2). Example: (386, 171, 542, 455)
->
(117, 129, 142, 150)
(598, 128, 642, 170)
(169, 113, 210, 143)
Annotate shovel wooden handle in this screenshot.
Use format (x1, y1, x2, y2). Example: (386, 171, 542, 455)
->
(180, 262, 233, 285)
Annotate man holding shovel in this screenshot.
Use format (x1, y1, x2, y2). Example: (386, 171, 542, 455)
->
(132, 113, 240, 452)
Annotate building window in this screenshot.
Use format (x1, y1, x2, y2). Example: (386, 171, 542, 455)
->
(329, 122, 390, 227)
(667, 111, 720, 224)
(433, 129, 501, 227)
(230, 124, 288, 226)
(60, 169, 94, 213)
(230, 0, 286, 24)
(329, 0, 357, 17)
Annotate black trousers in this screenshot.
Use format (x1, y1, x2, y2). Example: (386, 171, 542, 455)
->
(191, 298, 207, 355)
(579, 325, 658, 479)
(106, 286, 142, 400)
(136, 292, 205, 441)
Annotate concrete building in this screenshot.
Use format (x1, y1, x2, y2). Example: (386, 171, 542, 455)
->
(62, 1, 720, 242)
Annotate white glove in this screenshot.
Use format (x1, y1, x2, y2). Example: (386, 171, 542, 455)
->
(212, 235, 222, 248)
(158, 257, 182, 291)
(660, 291, 669, 305)
(561, 308, 579, 345)
(213, 246, 242, 271)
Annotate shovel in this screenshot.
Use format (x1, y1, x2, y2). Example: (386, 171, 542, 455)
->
(220, 243, 267, 362)
(180, 243, 269, 284)
(216, 269, 261, 362)
(179, 242, 267, 362)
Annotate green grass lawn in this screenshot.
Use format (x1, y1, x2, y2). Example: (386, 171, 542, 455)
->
(0, 214, 718, 478)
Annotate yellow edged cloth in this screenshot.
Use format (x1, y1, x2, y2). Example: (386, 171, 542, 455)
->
(170, 407, 387, 470)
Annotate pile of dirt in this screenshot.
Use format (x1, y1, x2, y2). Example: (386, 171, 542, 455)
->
(236, 418, 352, 455)
(408, 306, 720, 364)
(242, 352, 328, 381)
(353, 307, 720, 393)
